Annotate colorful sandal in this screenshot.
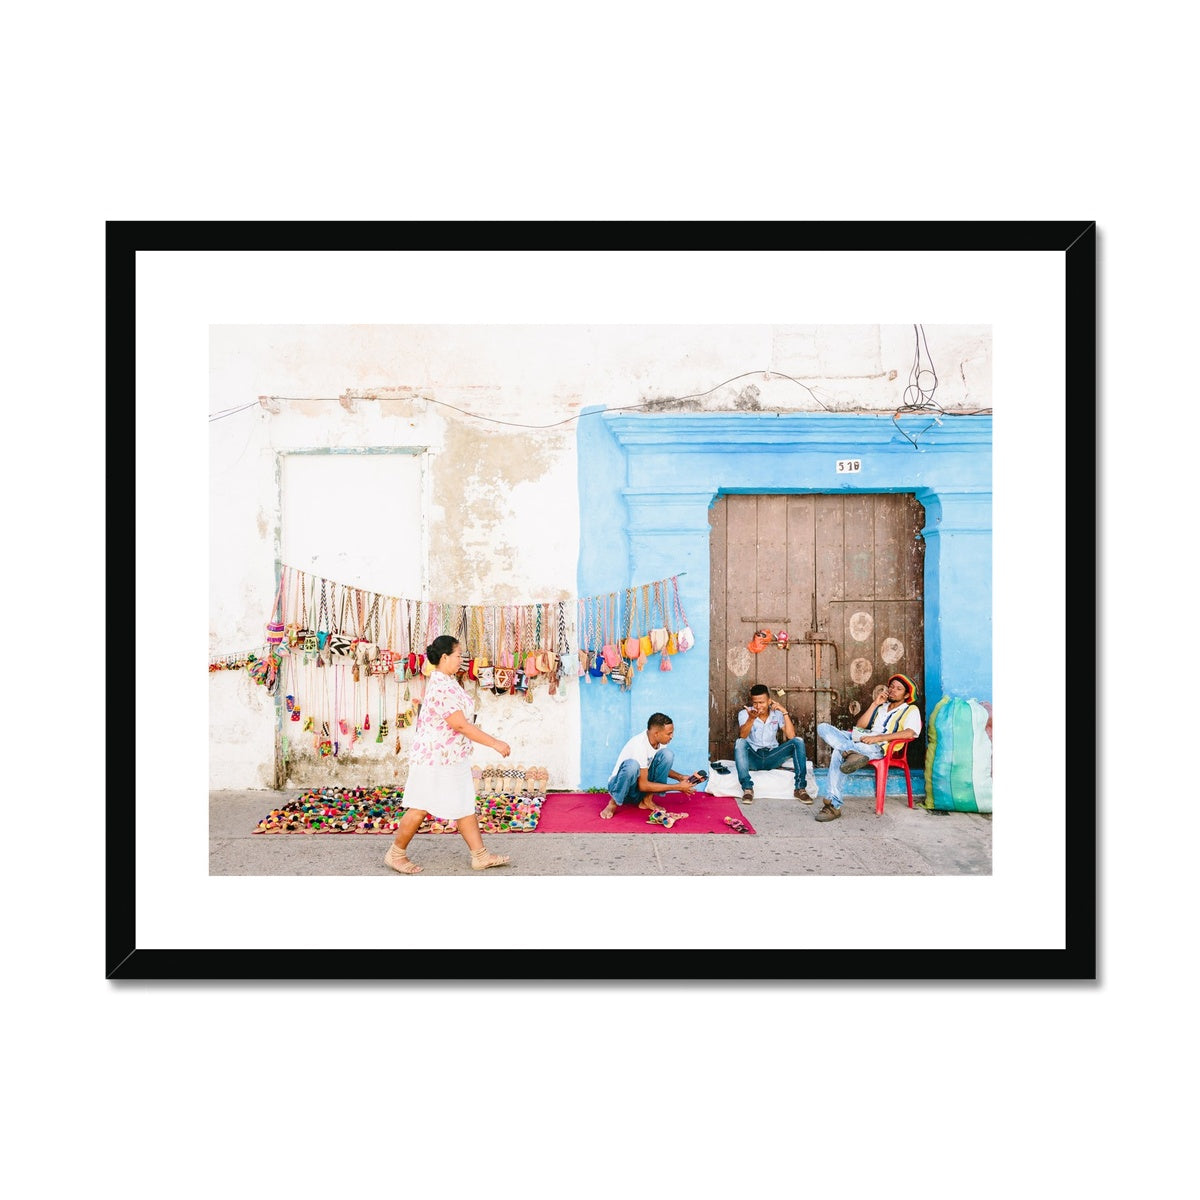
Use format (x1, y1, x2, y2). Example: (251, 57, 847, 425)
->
(647, 809, 689, 828)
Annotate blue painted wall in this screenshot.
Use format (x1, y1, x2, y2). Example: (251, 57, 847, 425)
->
(577, 411, 992, 788)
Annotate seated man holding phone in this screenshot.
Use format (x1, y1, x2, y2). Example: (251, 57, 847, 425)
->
(600, 712, 705, 825)
(734, 684, 809, 805)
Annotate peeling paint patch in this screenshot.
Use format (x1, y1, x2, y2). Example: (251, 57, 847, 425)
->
(849, 656, 874, 685)
(880, 637, 904, 664)
(432, 418, 567, 601)
(640, 396, 695, 413)
(848, 611, 873, 642)
(728, 645, 751, 676)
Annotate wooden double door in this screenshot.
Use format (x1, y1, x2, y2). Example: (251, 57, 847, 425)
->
(708, 493, 926, 767)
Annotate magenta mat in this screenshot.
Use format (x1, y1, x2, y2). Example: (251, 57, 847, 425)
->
(533, 791, 756, 835)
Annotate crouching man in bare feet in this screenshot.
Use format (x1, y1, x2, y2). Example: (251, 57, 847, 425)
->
(600, 712, 700, 824)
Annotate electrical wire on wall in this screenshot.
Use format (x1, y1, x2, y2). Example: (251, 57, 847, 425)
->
(891, 323, 992, 449)
(892, 323, 945, 449)
(210, 349, 993, 436)
(903, 323, 941, 411)
(209, 369, 834, 426)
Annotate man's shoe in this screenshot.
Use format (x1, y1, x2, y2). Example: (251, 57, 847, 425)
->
(741, 789, 754, 805)
(840, 751, 870, 774)
(815, 802, 842, 822)
(794, 788, 813, 805)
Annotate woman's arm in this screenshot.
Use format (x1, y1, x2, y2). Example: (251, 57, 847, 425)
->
(445, 709, 510, 756)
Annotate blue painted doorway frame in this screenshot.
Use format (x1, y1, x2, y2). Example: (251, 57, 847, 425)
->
(577, 411, 992, 789)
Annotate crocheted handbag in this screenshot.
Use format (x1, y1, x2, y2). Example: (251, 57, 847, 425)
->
(622, 588, 641, 659)
(672, 576, 695, 652)
(265, 573, 286, 647)
(648, 580, 669, 653)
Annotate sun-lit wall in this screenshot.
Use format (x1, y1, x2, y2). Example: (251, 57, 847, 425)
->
(209, 324, 991, 790)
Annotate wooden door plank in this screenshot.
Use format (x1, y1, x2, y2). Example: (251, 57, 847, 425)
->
(812, 496, 844, 764)
(843, 493, 875, 604)
(723, 497, 760, 759)
(755, 494, 789, 696)
(708, 498, 728, 761)
(786, 495, 816, 749)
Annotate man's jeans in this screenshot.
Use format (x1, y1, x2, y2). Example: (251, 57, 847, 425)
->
(815, 723, 884, 807)
(733, 737, 807, 791)
(608, 748, 674, 805)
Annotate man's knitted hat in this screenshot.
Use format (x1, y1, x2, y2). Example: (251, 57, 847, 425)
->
(888, 673, 917, 701)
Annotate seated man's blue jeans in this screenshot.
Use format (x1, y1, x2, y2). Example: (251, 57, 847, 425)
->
(733, 737, 807, 791)
(607, 748, 674, 805)
(816, 722, 884, 807)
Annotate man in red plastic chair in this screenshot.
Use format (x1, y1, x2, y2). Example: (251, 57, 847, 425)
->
(813, 673, 921, 822)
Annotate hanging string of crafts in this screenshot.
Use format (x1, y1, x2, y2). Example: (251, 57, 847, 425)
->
(261, 566, 573, 690)
(232, 566, 582, 758)
(214, 566, 698, 760)
(575, 574, 694, 688)
(255, 563, 696, 685)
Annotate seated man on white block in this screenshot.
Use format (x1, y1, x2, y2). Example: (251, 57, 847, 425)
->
(734, 684, 809, 806)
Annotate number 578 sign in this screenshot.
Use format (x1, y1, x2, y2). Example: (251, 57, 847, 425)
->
(836, 458, 862, 473)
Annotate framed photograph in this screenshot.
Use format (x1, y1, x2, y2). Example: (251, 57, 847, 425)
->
(112, 221, 1095, 981)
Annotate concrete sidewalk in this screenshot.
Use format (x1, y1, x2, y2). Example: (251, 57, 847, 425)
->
(210, 776, 992, 877)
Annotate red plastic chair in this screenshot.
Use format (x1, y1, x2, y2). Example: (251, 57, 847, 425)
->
(872, 739, 914, 815)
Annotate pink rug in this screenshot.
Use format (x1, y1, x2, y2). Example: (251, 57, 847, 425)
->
(533, 791, 756, 835)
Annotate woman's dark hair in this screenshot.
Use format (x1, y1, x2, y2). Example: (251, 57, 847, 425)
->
(426, 635, 460, 665)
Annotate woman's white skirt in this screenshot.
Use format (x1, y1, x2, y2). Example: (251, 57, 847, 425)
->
(403, 760, 477, 820)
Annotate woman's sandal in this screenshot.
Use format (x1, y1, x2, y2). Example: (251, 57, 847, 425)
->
(383, 844, 423, 874)
(471, 847, 511, 870)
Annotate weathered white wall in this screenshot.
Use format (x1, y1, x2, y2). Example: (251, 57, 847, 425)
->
(209, 323, 991, 790)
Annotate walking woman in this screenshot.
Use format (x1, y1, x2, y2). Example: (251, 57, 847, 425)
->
(384, 634, 513, 873)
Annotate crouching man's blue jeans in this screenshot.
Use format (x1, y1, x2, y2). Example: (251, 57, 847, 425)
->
(607, 748, 674, 805)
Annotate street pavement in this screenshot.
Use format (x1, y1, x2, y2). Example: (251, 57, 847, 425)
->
(210, 769, 992, 877)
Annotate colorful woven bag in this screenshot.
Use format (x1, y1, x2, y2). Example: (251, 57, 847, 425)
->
(924, 696, 993, 813)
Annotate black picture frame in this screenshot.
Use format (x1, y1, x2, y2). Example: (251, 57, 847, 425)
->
(110, 220, 1095, 982)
